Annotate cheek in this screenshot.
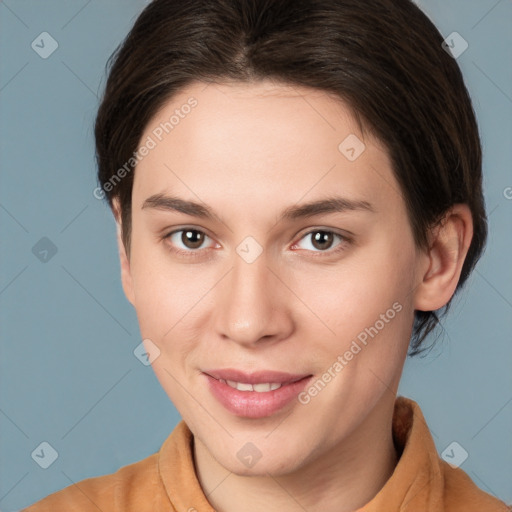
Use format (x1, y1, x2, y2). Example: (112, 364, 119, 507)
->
(129, 240, 187, 337)
(132, 271, 199, 341)
(129, 241, 222, 357)
(300, 237, 415, 341)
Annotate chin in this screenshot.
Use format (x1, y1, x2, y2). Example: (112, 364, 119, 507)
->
(214, 437, 311, 478)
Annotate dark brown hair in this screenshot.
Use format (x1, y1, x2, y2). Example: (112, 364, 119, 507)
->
(94, 0, 487, 355)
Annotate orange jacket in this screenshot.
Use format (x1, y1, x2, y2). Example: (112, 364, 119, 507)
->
(23, 397, 510, 511)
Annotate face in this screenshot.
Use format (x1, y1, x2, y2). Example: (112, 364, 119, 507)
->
(119, 80, 426, 476)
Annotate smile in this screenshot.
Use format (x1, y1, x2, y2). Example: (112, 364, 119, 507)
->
(203, 369, 313, 418)
(220, 380, 283, 392)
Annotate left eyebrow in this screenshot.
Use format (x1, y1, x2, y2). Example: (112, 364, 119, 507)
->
(141, 193, 376, 222)
(281, 196, 376, 220)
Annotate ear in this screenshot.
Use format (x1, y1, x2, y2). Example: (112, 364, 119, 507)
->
(113, 199, 135, 306)
(413, 204, 474, 312)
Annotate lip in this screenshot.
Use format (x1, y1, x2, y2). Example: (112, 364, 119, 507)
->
(204, 368, 310, 385)
(203, 369, 313, 419)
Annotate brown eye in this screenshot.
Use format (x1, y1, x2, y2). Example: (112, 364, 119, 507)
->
(180, 229, 205, 249)
(310, 230, 335, 251)
(165, 228, 214, 255)
(293, 229, 349, 255)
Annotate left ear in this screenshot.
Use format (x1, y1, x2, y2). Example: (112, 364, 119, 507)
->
(413, 204, 474, 312)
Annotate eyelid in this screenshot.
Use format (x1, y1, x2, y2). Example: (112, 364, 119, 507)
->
(294, 226, 352, 242)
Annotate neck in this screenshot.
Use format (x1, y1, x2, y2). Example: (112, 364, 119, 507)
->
(193, 396, 399, 512)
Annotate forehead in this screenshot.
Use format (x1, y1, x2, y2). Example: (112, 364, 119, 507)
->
(132, 80, 401, 218)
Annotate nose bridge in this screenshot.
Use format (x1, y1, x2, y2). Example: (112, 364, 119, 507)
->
(214, 246, 292, 345)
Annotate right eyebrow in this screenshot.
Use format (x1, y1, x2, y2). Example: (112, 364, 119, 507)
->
(142, 194, 215, 220)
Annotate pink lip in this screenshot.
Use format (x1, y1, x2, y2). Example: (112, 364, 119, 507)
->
(203, 369, 313, 419)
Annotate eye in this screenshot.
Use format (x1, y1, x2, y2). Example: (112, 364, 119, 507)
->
(164, 228, 217, 256)
(163, 227, 351, 259)
(292, 229, 349, 255)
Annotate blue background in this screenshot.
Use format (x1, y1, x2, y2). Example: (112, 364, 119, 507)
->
(1, 0, 511, 509)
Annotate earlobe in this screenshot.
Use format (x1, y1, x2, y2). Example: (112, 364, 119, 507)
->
(113, 202, 135, 306)
(413, 204, 474, 312)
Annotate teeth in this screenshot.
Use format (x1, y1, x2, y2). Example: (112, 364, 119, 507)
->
(232, 381, 253, 391)
(223, 380, 283, 392)
(252, 383, 271, 392)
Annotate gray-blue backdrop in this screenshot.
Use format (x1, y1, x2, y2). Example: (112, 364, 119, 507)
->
(1, 0, 511, 510)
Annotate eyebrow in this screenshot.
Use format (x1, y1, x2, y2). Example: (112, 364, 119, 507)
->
(141, 193, 375, 222)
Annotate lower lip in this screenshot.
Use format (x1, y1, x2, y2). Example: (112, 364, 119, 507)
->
(204, 374, 313, 418)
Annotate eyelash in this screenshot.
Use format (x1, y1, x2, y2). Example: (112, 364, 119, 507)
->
(163, 227, 351, 259)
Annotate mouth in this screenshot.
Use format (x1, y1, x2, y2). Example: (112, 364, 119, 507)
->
(203, 368, 313, 418)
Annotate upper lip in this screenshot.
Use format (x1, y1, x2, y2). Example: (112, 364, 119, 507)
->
(204, 368, 311, 385)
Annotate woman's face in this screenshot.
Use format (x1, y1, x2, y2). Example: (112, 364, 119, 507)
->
(121, 80, 426, 475)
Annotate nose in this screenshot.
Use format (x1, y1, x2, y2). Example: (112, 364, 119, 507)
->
(212, 248, 295, 348)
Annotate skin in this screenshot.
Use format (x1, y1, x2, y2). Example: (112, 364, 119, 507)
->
(114, 80, 473, 512)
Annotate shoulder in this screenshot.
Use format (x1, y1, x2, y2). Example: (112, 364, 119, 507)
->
(441, 462, 511, 512)
(22, 451, 169, 511)
(392, 397, 510, 512)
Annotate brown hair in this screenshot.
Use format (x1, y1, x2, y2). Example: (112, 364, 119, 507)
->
(94, 0, 487, 355)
